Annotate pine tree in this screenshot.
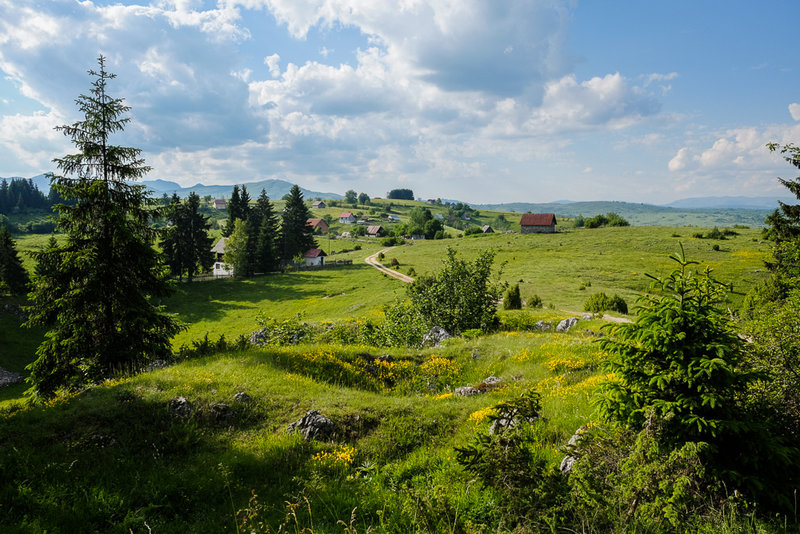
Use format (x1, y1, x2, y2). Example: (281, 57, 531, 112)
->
(162, 192, 214, 280)
(0, 225, 29, 295)
(223, 185, 242, 237)
(280, 184, 316, 261)
(251, 189, 280, 273)
(24, 56, 182, 399)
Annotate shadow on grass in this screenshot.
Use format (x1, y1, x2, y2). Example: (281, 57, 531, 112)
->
(163, 264, 376, 325)
(0, 384, 311, 533)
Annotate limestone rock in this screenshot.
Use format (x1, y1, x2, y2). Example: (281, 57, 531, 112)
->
(556, 317, 579, 332)
(288, 410, 334, 441)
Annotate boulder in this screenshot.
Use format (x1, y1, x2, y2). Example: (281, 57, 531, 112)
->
(288, 410, 335, 441)
(168, 396, 193, 419)
(534, 320, 551, 331)
(422, 326, 451, 347)
(210, 402, 232, 424)
(454, 386, 480, 397)
(556, 317, 579, 332)
(250, 328, 268, 346)
(0, 367, 23, 388)
(559, 425, 588, 476)
(234, 391, 251, 403)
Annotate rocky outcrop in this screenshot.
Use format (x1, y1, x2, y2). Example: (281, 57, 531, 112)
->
(422, 326, 451, 347)
(288, 410, 335, 441)
(556, 317, 579, 332)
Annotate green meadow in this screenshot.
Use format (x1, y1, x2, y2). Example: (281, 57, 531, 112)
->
(0, 220, 784, 532)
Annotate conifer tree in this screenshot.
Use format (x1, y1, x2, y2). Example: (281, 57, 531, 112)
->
(280, 184, 316, 261)
(161, 192, 213, 280)
(251, 189, 280, 273)
(0, 225, 29, 295)
(24, 56, 181, 399)
(223, 184, 242, 237)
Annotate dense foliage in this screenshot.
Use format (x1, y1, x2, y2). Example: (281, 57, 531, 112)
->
(0, 225, 29, 295)
(280, 184, 316, 261)
(583, 292, 627, 314)
(386, 188, 414, 200)
(24, 57, 182, 399)
(0, 178, 50, 214)
(405, 247, 504, 335)
(161, 192, 214, 281)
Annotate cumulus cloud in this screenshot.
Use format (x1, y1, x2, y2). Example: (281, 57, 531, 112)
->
(790, 102, 800, 121)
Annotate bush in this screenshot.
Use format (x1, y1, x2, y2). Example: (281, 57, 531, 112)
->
(527, 294, 543, 308)
(503, 284, 522, 310)
(406, 247, 504, 335)
(583, 292, 628, 314)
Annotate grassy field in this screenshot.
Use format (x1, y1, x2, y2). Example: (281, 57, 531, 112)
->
(0, 218, 786, 532)
(0, 322, 607, 533)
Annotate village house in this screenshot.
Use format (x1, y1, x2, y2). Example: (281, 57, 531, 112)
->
(303, 248, 327, 267)
(211, 237, 234, 276)
(312, 200, 326, 209)
(306, 218, 329, 234)
(366, 225, 384, 237)
(212, 198, 227, 210)
(339, 212, 356, 224)
(386, 214, 400, 221)
(519, 213, 557, 234)
(482, 225, 494, 233)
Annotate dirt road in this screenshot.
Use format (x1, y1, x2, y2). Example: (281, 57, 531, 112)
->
(364, 247, 415, 283)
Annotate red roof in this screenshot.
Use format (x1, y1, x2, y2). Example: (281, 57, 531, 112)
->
(520, 213, 557, 226)
(339, 212, 354, 218)
(304, 248, 327, 258)
(307, 218, 327, 227)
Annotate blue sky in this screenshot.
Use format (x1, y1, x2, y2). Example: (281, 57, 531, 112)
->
(1, 0, 798, 204)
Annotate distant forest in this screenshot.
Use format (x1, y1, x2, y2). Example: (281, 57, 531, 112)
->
(0, 178, 55, 214)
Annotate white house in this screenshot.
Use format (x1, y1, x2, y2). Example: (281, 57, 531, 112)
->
(304, 248, 327, 267)
(339, 212, 356, 224)
(211, 237, 234, 277)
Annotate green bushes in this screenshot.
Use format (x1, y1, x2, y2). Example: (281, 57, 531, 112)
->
(583, 292, 628, 314)
(503, 284, 522, 310)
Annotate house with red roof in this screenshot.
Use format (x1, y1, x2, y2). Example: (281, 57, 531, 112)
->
(303, 248, 327, 267)
(519, 213, 557, 234)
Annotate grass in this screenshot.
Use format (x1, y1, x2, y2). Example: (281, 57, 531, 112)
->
(0, 221, 789, 532)
(0, 326, 600, 533)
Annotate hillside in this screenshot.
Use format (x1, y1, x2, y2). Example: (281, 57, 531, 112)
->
(0, 222, 787, 533)
(473, 200, 772, 227)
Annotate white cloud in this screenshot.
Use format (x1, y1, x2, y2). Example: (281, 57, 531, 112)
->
(265, 54, 282, 78)
(668, 147, 691, 172)
(790, 102, 800, 121)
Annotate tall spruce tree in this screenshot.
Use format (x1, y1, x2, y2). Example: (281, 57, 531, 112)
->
(281, 184, 316, 261)
(161, 192, 214, 281)
(24, 56, 181, 399)
(0, 225, 29, 295)
(253, 189, 280, 273)
(223, 184, 243, 237)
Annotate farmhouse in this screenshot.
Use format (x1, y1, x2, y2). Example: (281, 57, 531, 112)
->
(339, 212, 356, 224)
(366, 225, 384, 237)
(210, 237, 233, 276)
(482, 225, 494, 233)
(303, 248, 327, 267)
(212, 199, 227, 210)
(312, 200, 326, 209)
(520, 213, 557, 234)
(306, 218, 329, 234)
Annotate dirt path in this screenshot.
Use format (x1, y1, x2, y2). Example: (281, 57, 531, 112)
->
(565, 310, 632, 324)
(364, 247, 415, 283)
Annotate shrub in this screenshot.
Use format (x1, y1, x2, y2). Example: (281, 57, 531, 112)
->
(583, 292, 628, 314)
(527, 294, 543, 308)
(406, 247, 504, 335)
(503, 284, 522, 310)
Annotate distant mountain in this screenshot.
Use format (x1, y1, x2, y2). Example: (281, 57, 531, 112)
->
(1, 174, 344, 201)
(664, 196, 793, 210)
(141, 178, 345, 201)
